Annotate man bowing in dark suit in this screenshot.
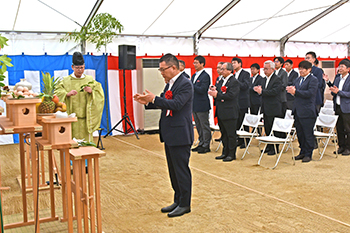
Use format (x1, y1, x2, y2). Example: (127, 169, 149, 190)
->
(254, 60, 282, 155)
(209, 62, 240, 162)
(286, 60, 318, 163)
(133, 53, 194, 217)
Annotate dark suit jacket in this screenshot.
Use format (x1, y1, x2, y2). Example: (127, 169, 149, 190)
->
(293, 74, 318, 118)
(331, 74, 350, 113)
(236, 69, 250, 109)
(182, 71, 190, 79)
(311, 66, 325, 105)
(214, 75, 240, 120)
(261, 73, 282, 117)
(146, 73, 194, 146)
(249, 74, 263, 106)
(191, 70, 211, 112)
(276, 68, 288, 103)
(287, 69, 299, 101)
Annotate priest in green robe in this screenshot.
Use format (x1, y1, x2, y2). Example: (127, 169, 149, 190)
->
(55, 52, 105, 143)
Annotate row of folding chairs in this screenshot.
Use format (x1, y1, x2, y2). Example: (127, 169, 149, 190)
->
(213, 111, 339, 169)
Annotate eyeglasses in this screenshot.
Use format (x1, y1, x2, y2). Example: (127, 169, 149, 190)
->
(74, 66, 85, 70)
(220, 68, 227, 71)
(158, 65, 172, 72)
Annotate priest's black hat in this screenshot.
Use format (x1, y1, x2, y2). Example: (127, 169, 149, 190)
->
(72, 52, 84, 66)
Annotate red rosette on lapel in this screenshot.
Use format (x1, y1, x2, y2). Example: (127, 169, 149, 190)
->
(165, 90, 173, 116)
(221, 86, 227, 94)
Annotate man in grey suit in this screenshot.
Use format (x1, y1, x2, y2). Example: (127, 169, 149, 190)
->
(274, 57, 288, 117)
(324, 59, 350, 155)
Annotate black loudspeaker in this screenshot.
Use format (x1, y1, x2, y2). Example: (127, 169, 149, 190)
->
(119, 45, 136, 70)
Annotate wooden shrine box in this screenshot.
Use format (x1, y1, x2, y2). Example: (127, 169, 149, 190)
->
(1, 94, 13, 121)
(37, 114, 55, 141)
(6, 98, 42, 126)
(41, 116, 77, 145)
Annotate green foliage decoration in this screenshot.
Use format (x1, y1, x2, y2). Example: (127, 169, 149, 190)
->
(0, 35, 13, 96)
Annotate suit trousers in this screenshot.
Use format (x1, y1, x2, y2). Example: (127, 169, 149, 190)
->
(237, 108, 249, 145)
(294, 115, 316, 158)
(193, 111, 211, 148)
(250, 104, 261, 115)
(218, 118, 237, 158)
(165, 143, 192, 207)
(286, 100, 294, 110)
(263, 114, 279, 151)
(335, 105, 350, 150)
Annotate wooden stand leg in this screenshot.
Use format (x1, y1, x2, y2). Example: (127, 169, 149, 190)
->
(81, 160, 89, 233)
(60, 149, 67, 221)
(64, 148, 74, 233)
(94, 158, 102, 233)
(73, 159, 83, 233)
(19, 134, 28, 223)
(88, 159, 96, 233)
(40, 150, 45, 186)
(30, 133, 39, 233)
(48, 150, 55, 218)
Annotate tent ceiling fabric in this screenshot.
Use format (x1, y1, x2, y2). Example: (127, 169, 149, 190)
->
(1, 0, 349, 44)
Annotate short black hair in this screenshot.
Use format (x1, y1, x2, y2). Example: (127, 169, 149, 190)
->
(231, 57, 242, 66)
(218, 61, 224, 65)
(250, 63, 260, 70)
(160, 53, 179, 69)
(339, 59, 350, 68)
(178, 60, 185, 67)
(306, 51, 317, 59)
(274, 57, 284, 65)
(285, 59, 293, 65)
(314, 58, 319, 66)
(194, 55, 206, 66)
(298, 60, 312, 70)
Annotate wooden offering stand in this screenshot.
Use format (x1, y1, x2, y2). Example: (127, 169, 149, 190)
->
(0, 97, 44, 232)
(36, 115, 78, 233)
(69, 146, 105, 233)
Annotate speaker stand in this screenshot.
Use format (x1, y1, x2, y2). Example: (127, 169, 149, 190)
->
(104, 69, 139, 139)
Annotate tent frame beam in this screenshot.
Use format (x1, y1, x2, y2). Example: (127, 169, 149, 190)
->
(193, 0, 240, 55)
(80, 0, 104, 53)
(280, 0, 349, 56)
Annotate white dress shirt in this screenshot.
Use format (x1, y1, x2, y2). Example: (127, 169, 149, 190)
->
(337, 73, 349, 105)
(193, 69, 204, 84)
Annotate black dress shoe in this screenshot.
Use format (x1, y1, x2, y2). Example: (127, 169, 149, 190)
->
(198, 147, 210, 154)
(223, 156, 236, 162)
(342, 149, 350, 156)
(261, 147, 271, 153)
(191, 146, 201, 152)
(294, 154, 305, 160)
(302, 156, 312, 163)
(334, 147, 345, 154)
(167, 206, 191, 217)
(161, 203, 178, 213)
(215, 154, 227, 160)
(214, 138, 222, 142)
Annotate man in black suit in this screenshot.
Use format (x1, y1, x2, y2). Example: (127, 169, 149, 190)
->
(305, 51, 325, 113)
(286, 60, 318, 163)
(274, 57, 288, 117)
(191, 56, 211, 154)
(179, 59, 190, 79)
(231, 57, 250, 148)
(254, 60, 282, 155)
(214, 61, 225, 142)
(133, 53, 193, 217)
(208, 62, 240, 162)
(285, 59, 299, 110)
(249, 63, 263, 115)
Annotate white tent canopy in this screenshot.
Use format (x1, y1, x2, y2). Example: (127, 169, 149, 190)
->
(1, 0, 349, 57)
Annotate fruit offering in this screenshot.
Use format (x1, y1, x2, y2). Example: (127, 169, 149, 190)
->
(12, 85, 39, 98)
(38, 72, 59, 113)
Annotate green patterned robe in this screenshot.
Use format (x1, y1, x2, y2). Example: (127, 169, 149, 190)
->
(55, 75, 104, 142)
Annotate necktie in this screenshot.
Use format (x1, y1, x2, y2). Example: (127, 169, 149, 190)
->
(300, 77, 304, 85)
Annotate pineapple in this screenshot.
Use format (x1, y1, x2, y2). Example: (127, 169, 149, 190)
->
(38, 72, 59, 113)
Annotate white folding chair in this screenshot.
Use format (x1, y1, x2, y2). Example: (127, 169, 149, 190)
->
(320, 107, 335, 115)
(323, 100, 334, 109)
(257, 118, 295, 169)
(284, 109, 297, 149)
(237, 114, 261, 159)
(210, 124, 222, 152)
(314, 114, 339, 160)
